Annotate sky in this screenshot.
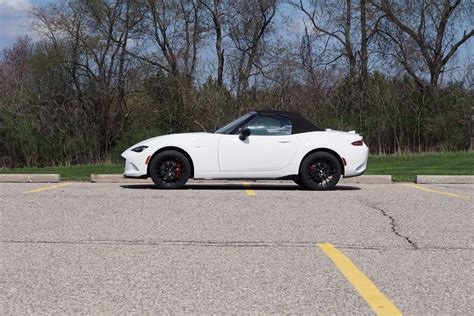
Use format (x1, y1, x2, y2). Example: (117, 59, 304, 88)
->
(0, 0, 48, 48)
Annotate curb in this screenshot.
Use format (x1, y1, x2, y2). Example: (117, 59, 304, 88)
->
(0, 174, 60, 183)
(416, 175, 474, 184)
(91, 174, 151, 183)
(90, 174, 392, 184)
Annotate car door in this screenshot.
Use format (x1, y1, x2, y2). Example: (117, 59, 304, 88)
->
(218, 115, 299, 172)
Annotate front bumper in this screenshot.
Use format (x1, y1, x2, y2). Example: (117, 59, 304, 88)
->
(121, 150, 149, 178)
(123, 160, 147, 178)
(123, 174, 148, 179)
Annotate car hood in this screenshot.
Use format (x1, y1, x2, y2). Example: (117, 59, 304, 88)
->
(136, 132, 209, 145)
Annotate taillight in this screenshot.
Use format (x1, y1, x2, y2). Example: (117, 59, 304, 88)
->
(351, 139, 364, 146)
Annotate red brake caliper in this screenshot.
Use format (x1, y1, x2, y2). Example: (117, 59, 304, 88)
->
(308, 164, 317, 173)
(175, 163, 182, 179)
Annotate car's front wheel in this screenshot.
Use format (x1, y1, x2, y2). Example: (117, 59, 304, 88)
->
(299, 152, 341, 190)
(293, 178, 305, 187)
(149, 150, 191, 189)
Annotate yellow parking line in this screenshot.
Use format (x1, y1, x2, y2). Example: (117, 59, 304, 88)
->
(317, 243, 402, 316)
(242, 182, 256, 197)
(25, 183, 71, 193)
(400, 183, 471, 200)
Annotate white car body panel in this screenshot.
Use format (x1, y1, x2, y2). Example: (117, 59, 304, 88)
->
(218, 134, 298, 172)
(121, 130, 368, 179)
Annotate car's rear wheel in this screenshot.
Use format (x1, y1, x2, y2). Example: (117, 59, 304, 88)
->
(299, 152, 341, 190)
(149, 150, 191, 189)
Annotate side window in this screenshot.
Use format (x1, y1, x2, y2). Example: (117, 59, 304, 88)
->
(246, 115, 292, 136)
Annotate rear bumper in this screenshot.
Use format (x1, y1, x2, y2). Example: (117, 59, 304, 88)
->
(342, 166, 366, 178)
(343, 144, 369, 178)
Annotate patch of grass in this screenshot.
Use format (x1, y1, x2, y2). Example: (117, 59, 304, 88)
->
(0, 164, 123, 181)
(366, 151, 474, 182)
(1, 151, 472, 182)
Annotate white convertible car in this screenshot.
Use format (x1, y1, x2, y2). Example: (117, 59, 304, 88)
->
(122, 111, 368, 190)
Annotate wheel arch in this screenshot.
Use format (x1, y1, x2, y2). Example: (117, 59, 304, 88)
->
(147, 146, 195, 178)
(299, 148, 345, 176)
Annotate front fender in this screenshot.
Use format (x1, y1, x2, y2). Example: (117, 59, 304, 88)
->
(121, 132, 220, 178)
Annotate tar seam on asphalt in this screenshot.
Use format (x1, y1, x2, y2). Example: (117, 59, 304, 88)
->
(3, 239, 471, 251)
(0, 239, 377, 249)
(1, 239, 314, 248)
(366, 204, 419, 250)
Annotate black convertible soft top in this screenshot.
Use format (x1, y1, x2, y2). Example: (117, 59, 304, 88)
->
(255, 110, 324, 134)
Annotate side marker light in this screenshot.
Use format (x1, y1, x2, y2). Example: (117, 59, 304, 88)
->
(351, 140, 364, 146)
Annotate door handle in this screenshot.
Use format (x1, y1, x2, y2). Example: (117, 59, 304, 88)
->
(278, 140, 291, 143)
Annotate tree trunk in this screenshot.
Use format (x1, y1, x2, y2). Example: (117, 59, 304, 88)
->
(214, 0, 224, 86)
(359, 0, 368, 86)
(344, 0, 356, 82)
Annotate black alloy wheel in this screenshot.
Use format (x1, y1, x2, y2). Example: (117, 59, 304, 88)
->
(149, 150, 191, 189)
(299, 152, 341, 190)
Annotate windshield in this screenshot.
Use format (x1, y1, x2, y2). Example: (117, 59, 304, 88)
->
(215, 113, 254, 134)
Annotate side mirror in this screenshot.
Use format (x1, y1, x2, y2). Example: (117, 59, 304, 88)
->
(239, 128, 251, 141)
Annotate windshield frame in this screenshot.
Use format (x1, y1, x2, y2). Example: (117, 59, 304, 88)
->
(214, 112, 256, 134)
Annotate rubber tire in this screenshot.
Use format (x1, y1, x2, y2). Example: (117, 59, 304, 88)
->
(299, 152, 341, 190)
(149, 150, 191, 189)
(293, 178, 305, 187)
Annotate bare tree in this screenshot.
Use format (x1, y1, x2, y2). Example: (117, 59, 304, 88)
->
(359, 0, 368, 86)
(227, 0, 277, 100)
(294, 0, 357, 82)
(32, 0, 138, 152)
(201, 0, 225, 86)
(136, 0, 204, 81)
(0, 37, 32, 115)
(371, 0, 474, 89)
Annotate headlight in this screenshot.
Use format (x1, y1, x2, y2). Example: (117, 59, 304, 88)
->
(131, 145, 148, 152)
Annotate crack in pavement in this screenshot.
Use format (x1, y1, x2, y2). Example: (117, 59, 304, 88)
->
(366, 204, 419, 249)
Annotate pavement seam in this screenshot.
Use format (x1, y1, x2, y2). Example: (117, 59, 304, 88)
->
(3, 239, 472, 251)
(366, 204, 419, 250)
(2, 239, 314, 248)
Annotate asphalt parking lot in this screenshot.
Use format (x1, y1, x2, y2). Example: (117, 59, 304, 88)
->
(1, 181, 473, 314)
